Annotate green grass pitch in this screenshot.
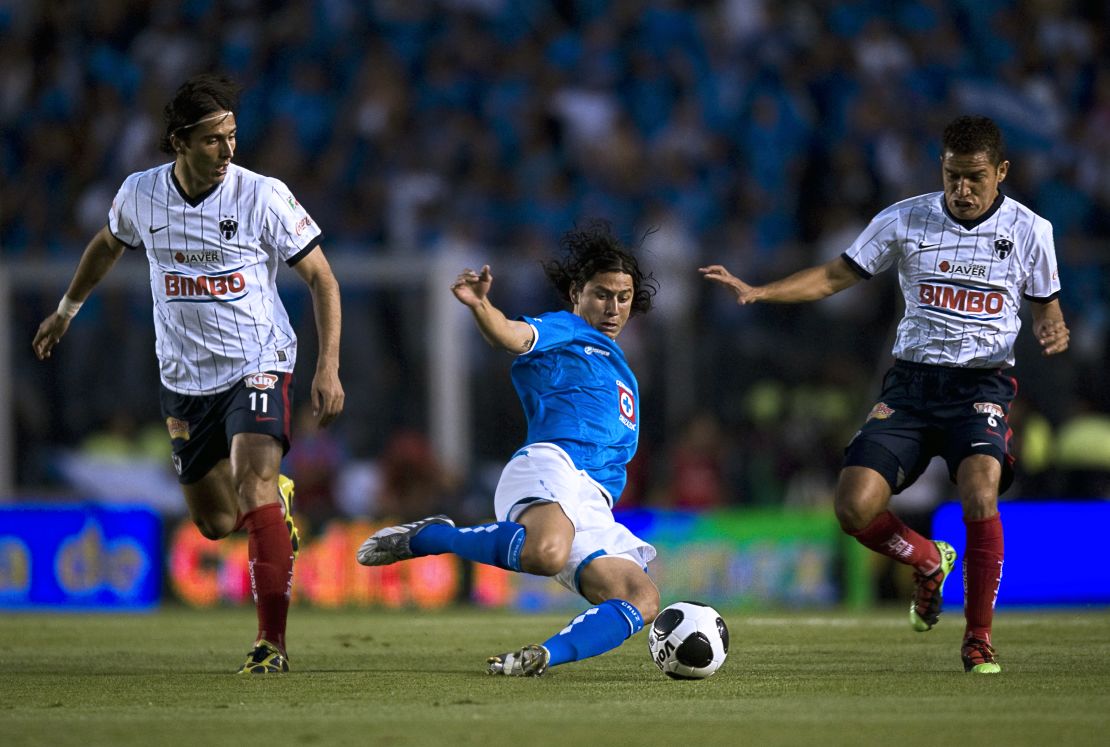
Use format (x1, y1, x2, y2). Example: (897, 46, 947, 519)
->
(2, 606, 1108, 747)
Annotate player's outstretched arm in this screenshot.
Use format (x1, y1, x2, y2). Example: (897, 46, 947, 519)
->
(451, 265, 534, 353)
(1031, 298, 1069, 356)
(698, 264, 759, 304)
(292, 248, 345, 426)
(33, 226, 125, 360)
(700, 256, 861, 305)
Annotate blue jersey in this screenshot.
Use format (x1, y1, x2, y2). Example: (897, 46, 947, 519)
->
(510, 310, 639, 503)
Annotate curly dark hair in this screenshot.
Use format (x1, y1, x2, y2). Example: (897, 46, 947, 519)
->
(543, 221, 657, 316)
(159, 73, 241, 154)
(942, 115, 1006, 164)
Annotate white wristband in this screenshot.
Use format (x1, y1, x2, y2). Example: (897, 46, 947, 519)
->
(57, 296, 83, 320)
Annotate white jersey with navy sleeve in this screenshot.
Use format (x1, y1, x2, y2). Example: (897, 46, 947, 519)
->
(108, 162, 321, 395)
(509, 311, 639, 504)
(842, 192, 1060, 368)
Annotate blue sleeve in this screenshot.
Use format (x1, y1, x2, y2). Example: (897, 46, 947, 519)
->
(519, 311, 577, 355)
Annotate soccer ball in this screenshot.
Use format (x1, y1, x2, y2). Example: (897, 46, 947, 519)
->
(647, 601, 729, 679)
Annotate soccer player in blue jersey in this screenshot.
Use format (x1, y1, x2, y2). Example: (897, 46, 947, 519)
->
(357, 222, 659, 676)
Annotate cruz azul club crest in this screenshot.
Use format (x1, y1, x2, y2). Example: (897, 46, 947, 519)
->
(220, 217, 239, 241)
(993, 237, 1013, 260)
(616, 380, 636, 431)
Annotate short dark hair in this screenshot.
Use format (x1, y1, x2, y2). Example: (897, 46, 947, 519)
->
(543, 221, 657, 316)
(159, 73, 241, 154)
(942, 115, 1006, 164)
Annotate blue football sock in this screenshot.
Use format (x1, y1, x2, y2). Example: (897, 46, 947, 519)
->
(542, 599, 644, 667)
(409, 521, 525, 572)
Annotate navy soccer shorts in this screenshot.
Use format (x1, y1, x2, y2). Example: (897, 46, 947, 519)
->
(843, 359, 1017, 494)
(159, 372, 293, 484)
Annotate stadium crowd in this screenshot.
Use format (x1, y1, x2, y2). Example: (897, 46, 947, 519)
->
(3, 0, 1108, 510)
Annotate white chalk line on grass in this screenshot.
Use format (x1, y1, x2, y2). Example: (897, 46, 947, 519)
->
(740, 613, 1108, 627)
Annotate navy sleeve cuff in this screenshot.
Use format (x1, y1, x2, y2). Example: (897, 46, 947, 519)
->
(1023, 290, 1061, 304)
(286, 235, 323, 267)
(840, 253, 872, 280)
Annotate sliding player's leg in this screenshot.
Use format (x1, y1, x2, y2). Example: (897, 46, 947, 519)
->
(488, 493, 657, 676)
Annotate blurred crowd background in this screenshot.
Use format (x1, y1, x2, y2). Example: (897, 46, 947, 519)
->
(2, 0, 1109, 529)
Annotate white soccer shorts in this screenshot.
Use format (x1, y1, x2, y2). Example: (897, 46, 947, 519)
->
(493, 442, 656, 595)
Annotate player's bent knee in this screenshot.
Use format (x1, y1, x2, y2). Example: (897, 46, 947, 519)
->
(833, 471, 892, 533)
(519, 540, 569, 577)
(521, 555, 563, 577)
(833, 500, 871, 534)
(835, 509, 870, 534)
(193, 513, 236, 540)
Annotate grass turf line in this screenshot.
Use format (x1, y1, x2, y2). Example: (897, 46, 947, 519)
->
(1, 607, 1108, 747)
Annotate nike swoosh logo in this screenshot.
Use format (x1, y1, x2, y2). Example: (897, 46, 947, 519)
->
(970, 442, 993, 448)
(918, 242, 940, 249)
(150, 225, 169, 234)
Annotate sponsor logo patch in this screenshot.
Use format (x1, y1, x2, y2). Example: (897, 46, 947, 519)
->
(245, 373, 279, 391)
(294, 215, 313, 236)
(583, 345, 610, 357)
(973, 402, 1005, 419)
(867, 402, 895, 421)
(938, 260, 987, 277)
(164, 270, 246, 301)
(166, 417, 190, 441)
(918, 283, 1004, 316)
(173, 250, 222, 264)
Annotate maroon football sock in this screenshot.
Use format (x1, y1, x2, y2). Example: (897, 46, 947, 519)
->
(242, 503, 294, 654)
(964, 513, 1004, 642)
(850, 510, 942, 574)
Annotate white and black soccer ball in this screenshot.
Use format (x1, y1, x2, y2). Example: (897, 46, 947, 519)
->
(647, 601, 729, 679)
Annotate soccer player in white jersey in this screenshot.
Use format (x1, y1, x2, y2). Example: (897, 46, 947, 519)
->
(32, 74, 345, 674)
(357, 223, 660, 676)
(701, 115, 1069, 674)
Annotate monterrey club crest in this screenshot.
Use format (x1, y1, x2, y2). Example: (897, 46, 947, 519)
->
(616, 380, 636, 431)
(220, 217, 239, 241)
(867, 402, 894, 421)
(165, 416, 191, 441)
(993, 238, 1013, 260)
